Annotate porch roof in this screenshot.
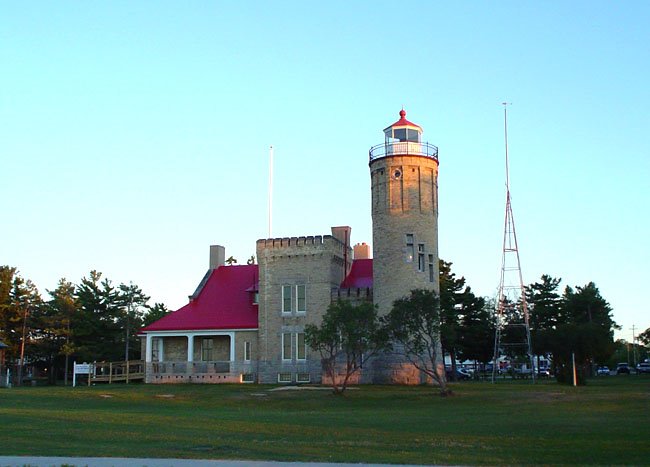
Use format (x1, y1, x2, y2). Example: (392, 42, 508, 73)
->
(141, 264, 259, 332)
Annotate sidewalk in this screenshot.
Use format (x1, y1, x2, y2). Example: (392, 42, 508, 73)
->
(0, 457, 436, 467)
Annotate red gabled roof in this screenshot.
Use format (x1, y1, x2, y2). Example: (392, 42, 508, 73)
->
(341, 258, 373, 288)
(141, 264, 258, 332)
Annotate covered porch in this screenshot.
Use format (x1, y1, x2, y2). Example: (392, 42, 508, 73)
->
(143, 331, 253, 383)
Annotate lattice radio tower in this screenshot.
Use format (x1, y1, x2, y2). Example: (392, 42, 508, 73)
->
(492, 103, 535, 383)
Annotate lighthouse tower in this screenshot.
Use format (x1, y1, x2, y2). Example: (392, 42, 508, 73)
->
(369, 110, 440, 313)
(369, 110, 440, 383)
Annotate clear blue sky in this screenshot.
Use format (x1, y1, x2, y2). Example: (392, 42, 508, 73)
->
(2, 2, 648, 342)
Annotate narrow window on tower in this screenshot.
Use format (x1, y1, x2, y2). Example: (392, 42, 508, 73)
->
(282, 285, 292, 313)
(282, 332, 292, 361)
(406, 234, 414, 262)
(296, 285, 306, 313)
(418, 244, 425, 272)
(296, 332, 306, 360)
(428, 254, 435, 282)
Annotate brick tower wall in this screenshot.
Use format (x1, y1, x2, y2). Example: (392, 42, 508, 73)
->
(256, 234, 351, 384)
(370, 154, 441, 384)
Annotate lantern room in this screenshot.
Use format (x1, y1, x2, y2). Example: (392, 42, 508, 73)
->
(383, 109, 422, 143)
(369, 109, 438, 163)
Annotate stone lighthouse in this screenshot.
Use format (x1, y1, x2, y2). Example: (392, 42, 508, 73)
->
(369, 110, 440, 314)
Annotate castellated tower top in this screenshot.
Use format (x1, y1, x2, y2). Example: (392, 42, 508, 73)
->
(369, 109, 438, 163)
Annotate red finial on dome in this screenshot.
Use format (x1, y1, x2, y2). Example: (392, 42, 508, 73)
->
(399, 109, 406, 118)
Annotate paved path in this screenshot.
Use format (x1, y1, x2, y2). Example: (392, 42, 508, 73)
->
(0, 457, 437, 467)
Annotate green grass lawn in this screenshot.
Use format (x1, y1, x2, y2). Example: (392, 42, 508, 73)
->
(1, 376, 649, 465)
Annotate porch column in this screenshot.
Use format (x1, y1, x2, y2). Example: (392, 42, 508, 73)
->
(145, 334, 153, 363)
(229, 332, 235, 362)
(187, 334, 194, 362)
(159, 338, 164, 362)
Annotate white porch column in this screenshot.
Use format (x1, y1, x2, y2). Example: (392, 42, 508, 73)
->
(187, 334, 194, 362)
(145, 334, 153, 363)
(229, 332, 235, 362)
(159, 338, 164, 362)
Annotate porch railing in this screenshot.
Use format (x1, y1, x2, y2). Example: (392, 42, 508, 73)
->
(150, 360, 231, 375)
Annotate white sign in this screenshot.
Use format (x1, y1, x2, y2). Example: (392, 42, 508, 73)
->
(74, 363, 92, 374)
(72, 361, 94, 387)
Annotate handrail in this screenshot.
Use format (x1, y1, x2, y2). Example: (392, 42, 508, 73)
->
(369, 141, 438, 163)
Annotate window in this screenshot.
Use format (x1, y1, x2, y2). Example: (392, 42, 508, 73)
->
(278, 373, 292, 383)
(282, 333, 292, 361)
(296, 373, 310, 383)
(428, 254, 435, 283)
(151, 337, 161, 362)
(282, 285, 292, 313)
(201, 338, 214, 361)
(296, 285, 306, 312)
(418, 244, 425, 272)
(244, 341, 251, 362)
(241, 373, 255, 383)
(296, 333, 306, 360)
(253, 292, 259, 304)
(406, 234, 414, 262)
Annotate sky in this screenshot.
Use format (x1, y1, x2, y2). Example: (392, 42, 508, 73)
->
(1, 1, 648, 343)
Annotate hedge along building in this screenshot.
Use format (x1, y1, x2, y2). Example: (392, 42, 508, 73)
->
(139, 110, 440, 384)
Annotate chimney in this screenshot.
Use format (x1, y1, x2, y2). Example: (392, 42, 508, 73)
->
(209, 245, 225, 269)
(353, 242, 371, 259)
(331, 226, 351, 245)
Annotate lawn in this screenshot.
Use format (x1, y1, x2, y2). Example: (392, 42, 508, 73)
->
(1, 376, 648, 465)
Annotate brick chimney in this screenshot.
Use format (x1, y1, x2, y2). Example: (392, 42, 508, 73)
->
(353, 242, 371, 260)
(209, 245, 225, 269)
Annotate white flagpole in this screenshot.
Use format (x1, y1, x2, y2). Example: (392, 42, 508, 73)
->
(268, 145, 273, 238)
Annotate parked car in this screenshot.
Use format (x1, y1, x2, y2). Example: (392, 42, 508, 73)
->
(537, 368, 551, 377)
(616, 363, 630, 374)
(636, 362, 650, 374)
(445, 367, 471, 381)
(597, 366, 610, 376)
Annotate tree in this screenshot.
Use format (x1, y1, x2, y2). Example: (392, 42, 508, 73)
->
(305, 300, 386, 394)
(0, 266, 22, 361)
(30, 278, 78, 384)
(73, 271, 123, 362)
(143, 302, 170, 326)
(457, 288, 492, 369)
(438, 260, 466, 380)
(384, 289, 449, 395)
(526, 275, 562, 370)
(550, 282, 617, 384)
(117, 282, 150, 361)
(638, 328, 650, 349)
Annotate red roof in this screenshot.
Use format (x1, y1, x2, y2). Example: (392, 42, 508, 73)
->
(141, 264, 259, 332)
(385, 109, 422, 131)
(341, 259, 373, 288)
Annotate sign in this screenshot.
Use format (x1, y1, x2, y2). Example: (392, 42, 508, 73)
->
(74, 363, 92, 374)
(72, 361, 94, 387)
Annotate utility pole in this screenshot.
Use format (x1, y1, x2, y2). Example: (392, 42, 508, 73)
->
(631, 325, 638, 368)
(18, 305, 29, 386)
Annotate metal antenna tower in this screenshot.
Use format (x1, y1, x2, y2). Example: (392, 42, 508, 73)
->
(492, 103, 535, 383)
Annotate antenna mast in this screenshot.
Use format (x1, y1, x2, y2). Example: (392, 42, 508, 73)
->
(492, 103, 535, 383)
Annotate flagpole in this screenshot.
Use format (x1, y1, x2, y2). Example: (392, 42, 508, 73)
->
(268, 145, 273, 238)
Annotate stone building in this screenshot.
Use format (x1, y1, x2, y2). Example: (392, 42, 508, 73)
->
(139, 110, 440, 384)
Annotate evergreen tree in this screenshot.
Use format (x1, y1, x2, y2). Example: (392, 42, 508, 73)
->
(73, 271, 123, 362)
(551, 282, 617, 384)
(117, 282, 150, 360)
(526, 275, 562, 370)
(438, 260, 466, 379)
(457, 288, 492, 370)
